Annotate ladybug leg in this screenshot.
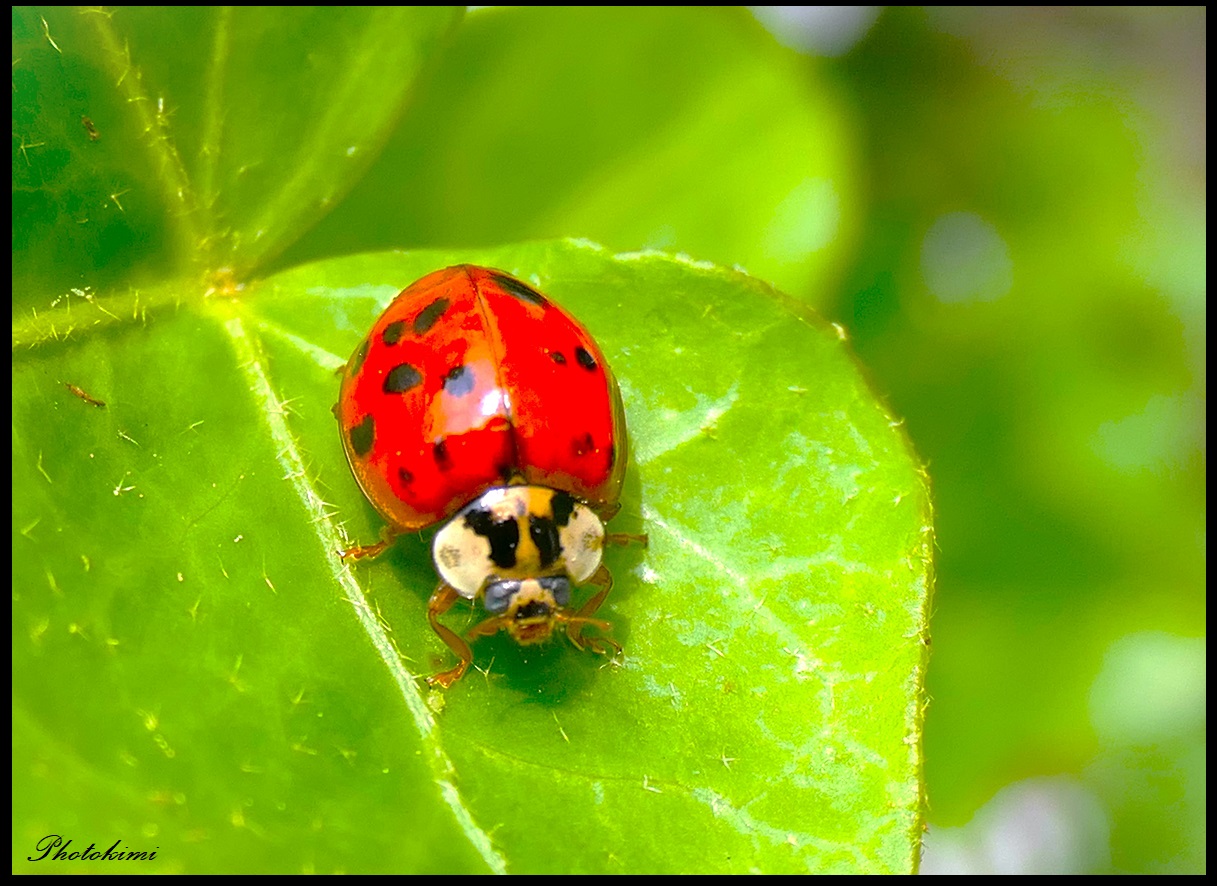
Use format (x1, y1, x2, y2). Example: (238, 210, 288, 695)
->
(605, 532, 648, 548)
(565, 615, 620, 659)
(565, 564, 622, 658)
(426, 582, 474, 689)
(338, 525, 402, 561)
(465, 615, 507, 641)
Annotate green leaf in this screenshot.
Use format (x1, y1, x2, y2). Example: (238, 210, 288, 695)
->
(13, 241, 932, 873)
(13, 6, 928, 873)
(11, 6, 462, 304)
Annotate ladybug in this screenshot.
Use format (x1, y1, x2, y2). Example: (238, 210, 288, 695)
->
(337, 266, 644, 688)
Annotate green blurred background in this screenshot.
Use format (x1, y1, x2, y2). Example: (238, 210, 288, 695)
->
(12, 5, 1206, 873)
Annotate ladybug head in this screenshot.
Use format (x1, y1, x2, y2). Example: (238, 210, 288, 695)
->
(483, 576, 571, 645)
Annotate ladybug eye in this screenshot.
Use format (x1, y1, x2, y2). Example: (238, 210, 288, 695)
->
(484, 579, 521, 614)
(538, 576, 571, 607)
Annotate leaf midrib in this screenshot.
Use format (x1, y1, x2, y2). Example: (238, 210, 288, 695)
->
(224, 309, 508, 874)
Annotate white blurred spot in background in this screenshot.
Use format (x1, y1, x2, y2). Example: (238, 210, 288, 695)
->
(750, 6, 880, 57)
(920, 777, 1111, 874)
(921, 211, 1014, 304)
(1089, 631, 1206, 746)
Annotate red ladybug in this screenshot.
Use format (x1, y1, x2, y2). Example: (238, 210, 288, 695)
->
(337, 266, 644, 687)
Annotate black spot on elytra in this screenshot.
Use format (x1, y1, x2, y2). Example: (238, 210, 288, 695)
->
(382, 320, 405, 345)
(413, 298, 450, 334)
(443, 365, 475, 397)
(530, 514, 561, 568)
(550, 351, 567, 365)
(383, 363, 422, 394)
(575, 346, 597, 371)
(492, 272, 547, 307)
(398, 467, 414, 488)
(464, 507, 520, 569)
(551, 490, 576, 527)
(350, 338, 370, 374)
(348, 415, 375, 457)
(497, 462, 517, 484)
(572, 432, 595, 458)
(433, 439, 452, 470)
